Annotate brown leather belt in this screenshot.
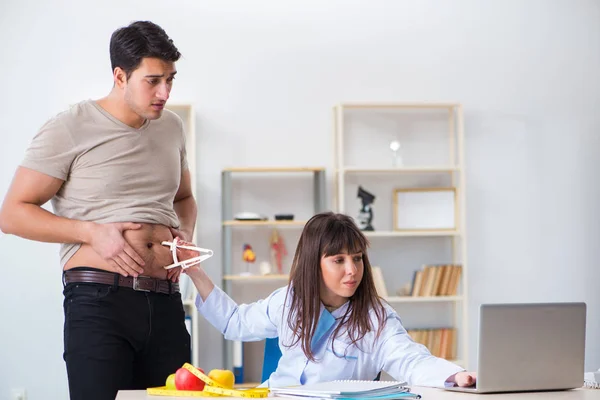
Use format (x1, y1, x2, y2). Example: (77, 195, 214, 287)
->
(63, 270, 179, 295)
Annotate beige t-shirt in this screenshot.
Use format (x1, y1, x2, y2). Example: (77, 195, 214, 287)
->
(20, 100, 188, 267)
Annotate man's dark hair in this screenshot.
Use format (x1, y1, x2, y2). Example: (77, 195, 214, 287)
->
(110, 21, 181, 79)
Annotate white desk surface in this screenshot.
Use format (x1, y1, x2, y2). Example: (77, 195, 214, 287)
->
(116, 387, 600, 399)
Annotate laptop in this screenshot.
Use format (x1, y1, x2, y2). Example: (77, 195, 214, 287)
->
(446, 302, 586, 394)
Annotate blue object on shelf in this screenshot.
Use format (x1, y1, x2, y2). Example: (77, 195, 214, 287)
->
(233, 340, 244, 383)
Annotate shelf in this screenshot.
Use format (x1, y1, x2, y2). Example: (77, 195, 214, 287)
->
(223, 220, 307, 226)
(234, 382, 261, 389)
(223, 274, 289, 281)
(385, 296, 463, 303)
(363, 230, 460, 237)
(223, 167, 324, 173)
(342, 166, 459, 174)
(338, 102, 460, 109)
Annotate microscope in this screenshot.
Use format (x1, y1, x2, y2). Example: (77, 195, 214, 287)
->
(357, 186, 375, 231)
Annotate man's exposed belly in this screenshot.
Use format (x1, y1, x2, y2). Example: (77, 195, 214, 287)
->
(64, 223, 175, 280)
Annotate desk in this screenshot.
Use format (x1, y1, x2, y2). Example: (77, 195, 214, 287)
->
(116, 387, 600, 399)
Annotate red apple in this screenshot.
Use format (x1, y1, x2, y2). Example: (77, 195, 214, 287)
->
(175, 367, 205, 391)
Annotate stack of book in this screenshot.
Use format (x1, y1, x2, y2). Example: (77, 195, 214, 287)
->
(409, 264, 462, 297)
(270, 380, 421, 399)
(406, 328, 456, 360)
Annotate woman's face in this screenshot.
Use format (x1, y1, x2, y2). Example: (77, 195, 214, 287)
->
(319, 250, 364, 309)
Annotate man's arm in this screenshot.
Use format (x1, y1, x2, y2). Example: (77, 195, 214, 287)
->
(0, 167, 91, 243)
(0, 166, 145, 277)
(166, 169, 198, 282)
(171, 169, 197, 241)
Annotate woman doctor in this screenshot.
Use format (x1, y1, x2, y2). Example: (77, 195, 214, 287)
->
(182, 212, 476, 388)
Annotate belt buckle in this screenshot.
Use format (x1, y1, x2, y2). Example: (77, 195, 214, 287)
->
(133, 276, 154, 292)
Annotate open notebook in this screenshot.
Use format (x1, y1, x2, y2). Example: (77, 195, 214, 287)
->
(585, 369, 600, 389)
(269, 380, 416, 399)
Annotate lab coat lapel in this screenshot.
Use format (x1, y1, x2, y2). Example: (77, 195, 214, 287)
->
(311, 308, 336, 350)
(311, 302, 351, 350)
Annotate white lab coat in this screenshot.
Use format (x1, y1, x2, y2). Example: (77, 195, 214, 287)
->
(195, 285, 464, 388)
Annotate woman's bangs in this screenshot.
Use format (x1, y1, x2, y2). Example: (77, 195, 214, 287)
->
(321, 220, 367, 257)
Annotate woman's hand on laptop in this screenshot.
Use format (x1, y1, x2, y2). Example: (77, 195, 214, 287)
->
(448, 371, 477, 387)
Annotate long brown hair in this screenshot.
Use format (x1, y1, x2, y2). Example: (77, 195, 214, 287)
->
(284, 212, 386, 361)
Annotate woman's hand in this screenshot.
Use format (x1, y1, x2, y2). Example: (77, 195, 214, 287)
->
(449, 371, 477, 387)
(167, 266, 182, 282)
(167, 238, 203, 279)
(173, 238, 200, 263)
(164, 238, 214, 299)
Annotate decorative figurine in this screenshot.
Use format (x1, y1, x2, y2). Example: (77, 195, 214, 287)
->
(357, 186, 376, 231)
(259, 261, 272, 275)
(396, 283, 412, 297)
(390, 140, 402, 167)
(241, 243, 256, 275)
(269, 229, 288, 274)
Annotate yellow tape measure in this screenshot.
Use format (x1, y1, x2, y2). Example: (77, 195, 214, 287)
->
(147, 363, 270, 398)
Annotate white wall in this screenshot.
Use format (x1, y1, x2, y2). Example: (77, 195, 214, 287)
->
(1, 0, 599, 398)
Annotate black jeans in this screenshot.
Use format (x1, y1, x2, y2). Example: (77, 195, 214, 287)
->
(62, 269, 191, 400)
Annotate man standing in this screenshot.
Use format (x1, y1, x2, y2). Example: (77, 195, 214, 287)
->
(0, 21, 196, 400)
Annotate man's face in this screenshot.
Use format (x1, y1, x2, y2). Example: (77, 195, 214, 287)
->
(123, 57, 176, 121)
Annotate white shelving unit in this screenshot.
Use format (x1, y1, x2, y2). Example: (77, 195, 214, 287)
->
(166, 103, 200, 367)
(221, 167, 327, 383)
(333, 102, 468, 367)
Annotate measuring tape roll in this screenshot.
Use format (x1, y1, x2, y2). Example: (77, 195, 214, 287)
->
(147, 363, 270, 398)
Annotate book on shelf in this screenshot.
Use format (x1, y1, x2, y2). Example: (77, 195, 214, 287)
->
(406, 328, 456, 360)
(409, 264, 462, 297)
(371, 266, 389, 297)
(233, 340, 244, 384)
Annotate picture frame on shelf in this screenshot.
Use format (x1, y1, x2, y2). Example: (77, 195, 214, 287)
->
(393, 187, 457, 231)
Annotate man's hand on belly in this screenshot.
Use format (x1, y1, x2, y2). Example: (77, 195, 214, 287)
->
(88, 222, 146, 277)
